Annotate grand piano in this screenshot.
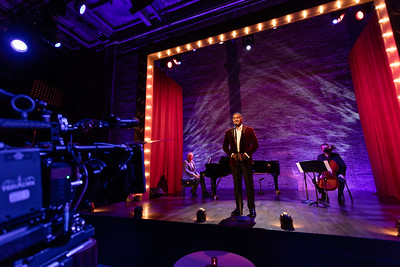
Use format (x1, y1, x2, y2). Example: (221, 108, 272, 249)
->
(204, 157, 280, 198)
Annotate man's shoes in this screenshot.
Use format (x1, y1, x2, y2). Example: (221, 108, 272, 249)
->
(338, 192, 345, 204)
(231, 208, 240, 217)
(248, 209, 256, 218)
(319, 192, 327, 202)
(190, 189, 198, 197)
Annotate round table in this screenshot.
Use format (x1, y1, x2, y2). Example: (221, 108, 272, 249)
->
(174, 250, 255, 267)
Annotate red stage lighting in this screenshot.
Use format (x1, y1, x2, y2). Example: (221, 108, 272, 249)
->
(355, 10, 364, 20)
(331, 11, 346, 25)
(167, 61, 173, 68)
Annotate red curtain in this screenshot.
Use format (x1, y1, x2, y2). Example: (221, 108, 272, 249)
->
(349, 14, 400, 199)
(150, 66, 183, 194)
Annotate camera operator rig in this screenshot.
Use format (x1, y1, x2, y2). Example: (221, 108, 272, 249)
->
(0, 88, 146, 266)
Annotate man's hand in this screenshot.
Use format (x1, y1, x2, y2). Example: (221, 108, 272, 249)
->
(232, 153, 248, 161)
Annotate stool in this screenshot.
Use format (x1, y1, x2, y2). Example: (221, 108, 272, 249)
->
(181, 178, 196, 196)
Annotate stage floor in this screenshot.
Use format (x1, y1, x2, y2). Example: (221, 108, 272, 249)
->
(90, 189, 400, 241)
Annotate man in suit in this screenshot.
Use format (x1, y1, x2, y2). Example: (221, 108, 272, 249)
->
(223, 112, 259, 217)
(183, 152, 211, 198)
(316, 144, 347, 204)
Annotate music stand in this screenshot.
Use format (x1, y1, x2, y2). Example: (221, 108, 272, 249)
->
(296, 160, 331, 206)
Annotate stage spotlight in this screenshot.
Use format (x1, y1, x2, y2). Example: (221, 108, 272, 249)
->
(74, 0, 86, 15)
(134, 204, 143, 218)
(47, 37, 62, 48)
(167, 60, 173, 69)
(196, 208, 207, 223)
(172, 54, 182, 65)
(355, 10, 364, 20)
(171, 54, 182, 66)
(242, 35, 254, 51)
(10, 39, 28, 53)
(331, 11, 345, 25)
(280, 212, 295, 231)
(160, 55, 182, 69)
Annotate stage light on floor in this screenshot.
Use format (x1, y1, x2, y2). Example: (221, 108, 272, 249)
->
(242, 35, 254, 51)
(10, 39, 28, 53)
(396, 219, 400, 237)
(280, 212, 295, 231)
(196, 208, 207, 223)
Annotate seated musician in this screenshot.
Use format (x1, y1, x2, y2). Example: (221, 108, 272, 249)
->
(316, 144, 347, 204)
(183, 152, 212, 198)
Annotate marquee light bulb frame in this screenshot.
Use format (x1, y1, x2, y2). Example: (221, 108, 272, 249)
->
(142, 0, 399, 198)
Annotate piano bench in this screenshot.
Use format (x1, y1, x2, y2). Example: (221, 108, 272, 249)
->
(181, 179, 196, 196)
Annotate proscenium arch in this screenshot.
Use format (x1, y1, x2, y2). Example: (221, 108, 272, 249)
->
(142, 0, 400, 198)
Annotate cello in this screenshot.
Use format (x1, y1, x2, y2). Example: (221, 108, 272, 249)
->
(317, 145, 339, 191)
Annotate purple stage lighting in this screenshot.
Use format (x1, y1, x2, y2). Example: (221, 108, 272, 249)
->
(10, 39, 28, 53)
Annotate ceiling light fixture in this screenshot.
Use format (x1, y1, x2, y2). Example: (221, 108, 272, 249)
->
(74, 0, 86, 15)
(10, 39, 28, 53)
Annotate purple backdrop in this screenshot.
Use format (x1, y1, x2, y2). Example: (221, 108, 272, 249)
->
(157, 14, 374, 192)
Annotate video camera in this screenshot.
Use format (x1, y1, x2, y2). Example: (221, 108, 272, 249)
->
(0, 88, 146, 265)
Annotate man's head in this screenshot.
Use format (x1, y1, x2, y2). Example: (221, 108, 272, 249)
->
(321, 144, 331, 154)
(187, 152, 194, 161)
(232, 112, 243, 127)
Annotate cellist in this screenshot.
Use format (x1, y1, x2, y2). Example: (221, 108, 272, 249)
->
(315, 144, 347, 204)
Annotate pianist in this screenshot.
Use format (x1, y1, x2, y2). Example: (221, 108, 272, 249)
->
(183, 152, 212, 198)
(223, 112, 259, 218)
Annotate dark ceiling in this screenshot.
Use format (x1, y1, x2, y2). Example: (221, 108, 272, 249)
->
(0, 0, 342, 53)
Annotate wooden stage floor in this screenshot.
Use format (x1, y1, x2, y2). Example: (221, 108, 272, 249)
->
(90, 189, 400, 242)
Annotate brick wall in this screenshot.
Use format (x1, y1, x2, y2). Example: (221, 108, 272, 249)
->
(158, 14, 375, 192)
